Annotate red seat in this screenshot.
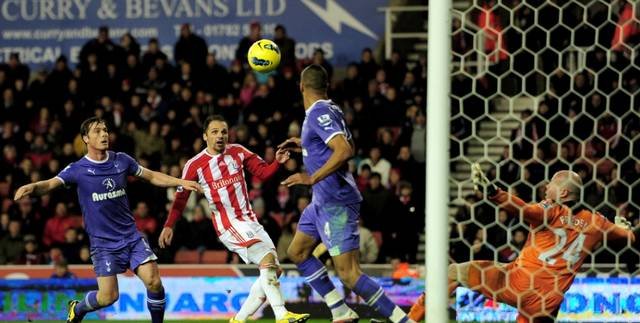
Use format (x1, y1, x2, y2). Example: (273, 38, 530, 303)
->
(201, 250, 228, 264)
(174, 250, 201, 264)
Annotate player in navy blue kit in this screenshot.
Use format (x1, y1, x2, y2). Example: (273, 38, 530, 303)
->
(13, 117, 201, 323)
(280, 65, 414, 323)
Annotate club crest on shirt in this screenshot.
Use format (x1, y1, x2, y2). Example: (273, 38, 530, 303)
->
(317, 114, 332, 127)
(227, 159, 239, 172)
(102, 178, 116, 191)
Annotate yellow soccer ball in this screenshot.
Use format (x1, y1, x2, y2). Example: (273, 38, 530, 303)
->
(247, 39, 281, 73)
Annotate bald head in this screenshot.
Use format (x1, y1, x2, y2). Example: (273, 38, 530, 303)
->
(550, 170, 582, 202)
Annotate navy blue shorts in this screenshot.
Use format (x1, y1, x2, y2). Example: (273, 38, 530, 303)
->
(91, 237, 157, 277)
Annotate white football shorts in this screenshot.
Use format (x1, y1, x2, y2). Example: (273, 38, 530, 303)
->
(218, 220, 277, 264)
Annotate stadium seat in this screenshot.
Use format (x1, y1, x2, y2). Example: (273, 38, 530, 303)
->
(174, 250, 201, 264)
(201, 250, 228, 264)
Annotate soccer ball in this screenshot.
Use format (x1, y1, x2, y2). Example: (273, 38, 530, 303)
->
(247, 39, 281, 73)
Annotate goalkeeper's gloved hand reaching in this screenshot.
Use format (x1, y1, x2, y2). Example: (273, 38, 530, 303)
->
(614, 215, 632, 230)
(471, 162, 498, 196)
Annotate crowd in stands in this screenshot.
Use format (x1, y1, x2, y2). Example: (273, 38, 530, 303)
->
(0, 23, 427, 266)
(450, 0, 640, 272)
(1, 0, 638, 271)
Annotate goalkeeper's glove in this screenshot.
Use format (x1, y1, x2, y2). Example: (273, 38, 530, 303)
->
(614, 215, 632, 230)
(471, 162, 498, 196)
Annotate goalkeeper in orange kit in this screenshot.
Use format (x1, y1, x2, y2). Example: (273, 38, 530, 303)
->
(407, 163, 637, 323)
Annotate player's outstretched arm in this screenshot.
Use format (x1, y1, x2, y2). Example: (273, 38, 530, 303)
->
(243, 147, 290, 180)
(471, 163, 498, 196)
(139, 168, 202, 192)
(13, 178, 64, 200)
(277, 137, 302, 153)
(471, 162, 545, 225)
(604, 215, 637, 244)
(281, 134, 352, 187)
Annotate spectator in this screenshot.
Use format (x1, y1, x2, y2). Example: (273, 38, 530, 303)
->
(50, 260, 76, 279)
(120, 32, 141, 58)
(383, 181, 420, 263)
(273, 25, 297, 71)
(409, 111, 426, 163)
(361, 173, 392, 231)
(356, 164, 372, 192)
(277, 220, 298, 263)
(43, 202, 78, 247)
(0, 219, 23, 264)
(359, 146, 392, 187)
(45, 56, 73, 107)
(185, 204, 220, 250)
(78, 26, 121, 69)
(340, 63, 364, 102)
(0, 52, 30, 84)
(236, 21, 262, 67)
(383, 51, 408, 88)
(358, 219, 379, 264)
(202, 52, 230, 97)
(60, 228, 82, 264)
(79, 246, 91, 264)
(133, 120, 165, 162)
(0, 213, 9, 235)
(11, 198, 42, 237)
(358, 48, 379, 82)
(20, 234, 45, 265)
(499, 229, 527, 262)
(311, 49, 333, 82)
(142, 38, 169, 72)
(174, 23, 208, 71)
(134, 201, 158, 240)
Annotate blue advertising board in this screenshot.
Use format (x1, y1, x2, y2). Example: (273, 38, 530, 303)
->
(456, 276, 640, 322)
(0, 0, 388, 68)
(0, 276, 423, 321)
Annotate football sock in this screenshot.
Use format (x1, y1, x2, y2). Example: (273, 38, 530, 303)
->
(353, 275, 410, 323)
(236, 279, 267, 320)
(74, 290, 102, 316)
(147, 287, 166, 323)
(297, 257, 350, 318)
(408, 293, 425, 322)
(259, 266, 287, 319)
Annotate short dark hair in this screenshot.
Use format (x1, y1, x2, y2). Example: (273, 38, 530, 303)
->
(80, 117, 107, 137)
(203, 115, 227, 133)
(301, 64, 328, 93)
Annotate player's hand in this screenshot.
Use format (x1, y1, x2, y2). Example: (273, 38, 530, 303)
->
(277, 137, 302, 153)
(471, 162, 489, 191)
(615, 215, 632, 230)
(471, 162, 498, 196)
(275, 148, 291, 164)
(281, 172, 313, 187)
(180, 180, 203, 193)
(158, 227, 174, 248)
(13, 184, 35, 201)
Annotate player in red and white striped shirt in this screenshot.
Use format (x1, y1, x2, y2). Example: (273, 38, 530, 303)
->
(159, 115, 310, 323)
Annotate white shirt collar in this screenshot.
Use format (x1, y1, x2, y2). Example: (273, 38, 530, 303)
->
(84, 152, 110, 164)
(305, 99, 332, 116)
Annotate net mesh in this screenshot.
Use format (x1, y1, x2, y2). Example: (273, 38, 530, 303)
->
(448, 0, 639, 320)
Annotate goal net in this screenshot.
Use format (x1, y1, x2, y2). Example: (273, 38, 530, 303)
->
(448, 0, 639, 321)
